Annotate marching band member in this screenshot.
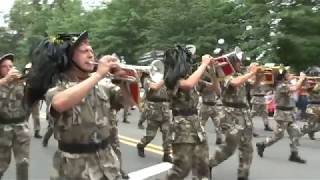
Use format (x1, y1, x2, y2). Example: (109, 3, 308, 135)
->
(256, 70, 307, 164)
(26, 31, 133, 179)
(164, 45, 213, 180)
(209, 55, 258, 180)
(0, 53, 31, 180)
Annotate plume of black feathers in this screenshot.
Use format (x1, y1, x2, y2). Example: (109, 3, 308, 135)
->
(163, 45, 193, 90)
(25, 38, 71, 107)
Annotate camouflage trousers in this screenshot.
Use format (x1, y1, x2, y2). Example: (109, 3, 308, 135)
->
(0, 122, 30, 180)
(167, 114, 209, 180)
(262, 109, 300, 153)
(250, 103, 268, 125)
(51, 147, 121, 180)
(300, 104, 320, 136)
(209, 107, 253, 179)
(139, 101, 172, 154)
(110, 125, 124, 172)
(30, 101, 40, 131)
(199, 104, 223, 140)
(167, 142, 209, 180)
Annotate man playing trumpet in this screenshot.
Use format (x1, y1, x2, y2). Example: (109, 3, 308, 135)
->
(300, 78, 320, 140)
(0, 53, 31, 180)
(209, 55, 259, 180)
(249, 65, 274, 132)
(256, 70, 307, 164)
(27, 31, 134, 179)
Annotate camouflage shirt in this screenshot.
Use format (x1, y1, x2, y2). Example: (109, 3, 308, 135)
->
(197, 77, 217, 104)
(0, 81, 29, 123)
(308, 83, 320, 103)
(46, 75, 122, 144)
(250, 84, 272, 104)
(169, 85, 199, 112)
(275, 81, 295, 108)
(168, 82, 206, 143)
(144, 77, 169, 101)
(222, 73, 248, 107)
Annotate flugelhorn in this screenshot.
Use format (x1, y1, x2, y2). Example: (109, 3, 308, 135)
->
(210, 47, 243, 79)
(90, 59, 164, 83)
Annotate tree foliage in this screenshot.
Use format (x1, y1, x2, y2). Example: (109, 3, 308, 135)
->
(0, 0, 319, 71)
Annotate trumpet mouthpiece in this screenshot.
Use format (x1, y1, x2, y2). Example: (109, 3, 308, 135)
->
(89, 61, 98, 65)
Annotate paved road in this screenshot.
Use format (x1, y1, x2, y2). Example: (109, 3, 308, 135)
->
(3, 105, 320, 180)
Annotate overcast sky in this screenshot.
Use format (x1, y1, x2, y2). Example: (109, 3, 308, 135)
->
(0, 0, 105, 27)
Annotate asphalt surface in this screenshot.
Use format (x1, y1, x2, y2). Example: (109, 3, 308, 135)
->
(3, 104, 320, 180)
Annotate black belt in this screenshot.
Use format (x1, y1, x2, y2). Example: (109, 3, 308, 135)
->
(276, 106, 294, 111)
(253, 94, 265, 97)
(147, 98, 169, 103)
(0, 116, 26, 124)
(172, 109, 197, 116)
(222, 102, 248, 108)
(203, 102, 216, 106)
(58, 138, 109, 154)
(309, 101, 320, 105)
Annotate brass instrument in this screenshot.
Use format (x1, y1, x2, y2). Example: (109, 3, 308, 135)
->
(292, 76, 320, 80)
(209, 47, 243, 80)
(90, 59, 164, 83)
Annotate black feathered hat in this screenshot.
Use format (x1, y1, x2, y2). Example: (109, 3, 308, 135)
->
(0, 53, 14, 63)
(25, 31, 89, 107)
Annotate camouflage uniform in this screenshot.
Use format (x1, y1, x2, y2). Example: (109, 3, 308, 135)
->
(0, 81, 31, 180)
(258, 81, 302, 156)
(197, 79, 223, 142)
(46, 75, 121, 180)
(300, 83, 320, 137)
(167, 85, 209, 180)
(30, 101, 41, 133)
(137, 77, 172, 160)
(250, 84, 272, 128)
(209, 73, 253, 179)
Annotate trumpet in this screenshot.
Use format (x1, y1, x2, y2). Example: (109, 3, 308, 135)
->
(208, 47, 244, 80)
(89, 59, 164, 83)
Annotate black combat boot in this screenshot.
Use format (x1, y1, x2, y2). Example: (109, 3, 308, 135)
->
(137, 122, 144, 129)
(308, 132, 315, 140)
(253, 132, 259, 137)
(137, 143, 145, 157)
(121, 169, 129, 179)
(209, 165, 213, 180)
(264, 124, 273, 131)
(289, 152, 306, 164)
(34, 130, 42, 139)
(238, 177, 248, 180)
(162, 153, 172, 163)
(42, 128, 53, 147)
(215, 137, 222, 145)
(256, 142, 265, 157)
(16, 162, 28, 180)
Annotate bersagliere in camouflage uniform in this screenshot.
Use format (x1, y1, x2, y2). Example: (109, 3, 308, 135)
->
(28, 31, 133, 180)
(209, 59, 259, 180)
(30, 101, 42, 138)
(256, 71, 307, 164)
(101, 78, 129, 179)
(0, 53, 31, 180)
(250, 81, 273, 131)
(300, 82, 320, 139)
(164, 46, 212, 180)
(197, 71, 223, 144)
(137, 77, 172, 162)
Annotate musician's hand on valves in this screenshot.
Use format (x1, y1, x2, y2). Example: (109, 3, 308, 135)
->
(4, 68, 21, 83)
(299, 72, 306, 80)
(248, 64, 259, 75)
(96, 55, 119, 78)
(201, 54, 213, 66)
